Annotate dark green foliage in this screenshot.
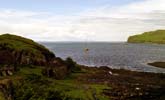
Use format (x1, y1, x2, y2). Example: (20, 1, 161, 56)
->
(65, 57, 76, 72)
(13, 74, 93, 100)
(42, 57, 81, 80)
(65, 57, 81, 73)
(128, 30, 165, 44)
(12, 74, 109, 100)
(0, 50, 14, 65)
(25, 74, 42, 82)
(13, 74, 63, 100)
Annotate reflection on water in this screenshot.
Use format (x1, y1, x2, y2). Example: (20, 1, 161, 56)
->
(42, 42, 165, 73)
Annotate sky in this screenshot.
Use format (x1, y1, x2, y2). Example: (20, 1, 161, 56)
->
(0, 0, 165, 42)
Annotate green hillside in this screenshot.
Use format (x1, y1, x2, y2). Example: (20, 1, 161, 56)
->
(127, 30, 165, 44)
(0, 34, 55, 66)
(0, 33, 53, 54)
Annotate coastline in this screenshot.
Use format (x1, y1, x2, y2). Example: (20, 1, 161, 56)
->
(148, 62, 165, 69)
(0, 34, 164, 100)
(1, 65, 164, 100)
(79, 66, 165, 100)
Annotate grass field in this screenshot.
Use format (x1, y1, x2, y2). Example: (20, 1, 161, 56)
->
(7, 66, 110, 100)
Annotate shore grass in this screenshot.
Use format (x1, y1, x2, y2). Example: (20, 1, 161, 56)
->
(1, 65, 165, 100)
(9, 66, 110, 100)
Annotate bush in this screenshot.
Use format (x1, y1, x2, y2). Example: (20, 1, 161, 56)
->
(13, 75, 64, 100)
(65, 57, 81, 73)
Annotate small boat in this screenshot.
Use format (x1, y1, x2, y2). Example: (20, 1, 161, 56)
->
(84, 48, 89, 52)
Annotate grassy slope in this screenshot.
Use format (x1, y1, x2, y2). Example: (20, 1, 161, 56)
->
(0, 34, 109, 99)
(0, 34, 54, 62)
(0, 34, 48, 51)
(128, 30, 165, 44)
(7, 66, 109, 100)
(0, 33, 54, 53)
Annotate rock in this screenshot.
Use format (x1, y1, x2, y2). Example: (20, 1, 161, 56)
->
(7, 71, 13, 76)
(135, 87, 140, 90)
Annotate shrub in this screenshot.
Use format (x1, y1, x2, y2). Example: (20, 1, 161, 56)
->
(65, 57, 81, 73)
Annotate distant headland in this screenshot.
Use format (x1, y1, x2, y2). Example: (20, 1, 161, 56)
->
(128, 30, 165, 44)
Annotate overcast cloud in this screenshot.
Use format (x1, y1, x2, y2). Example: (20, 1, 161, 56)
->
(0, 0, 165, 41)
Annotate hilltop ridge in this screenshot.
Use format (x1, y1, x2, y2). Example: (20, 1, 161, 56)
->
(0, 34, 55, 66)
(128, 30, 165, 44)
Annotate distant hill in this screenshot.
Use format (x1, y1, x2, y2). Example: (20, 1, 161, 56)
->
(127, 30, 165, 44)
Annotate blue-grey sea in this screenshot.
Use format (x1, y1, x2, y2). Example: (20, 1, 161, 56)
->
(41, 42, 165, 73)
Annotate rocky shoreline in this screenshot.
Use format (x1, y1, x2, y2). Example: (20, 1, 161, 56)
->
(78, 66, 165, 100)
(0, 34, 164, 100)
(148, 62, 165, 69)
